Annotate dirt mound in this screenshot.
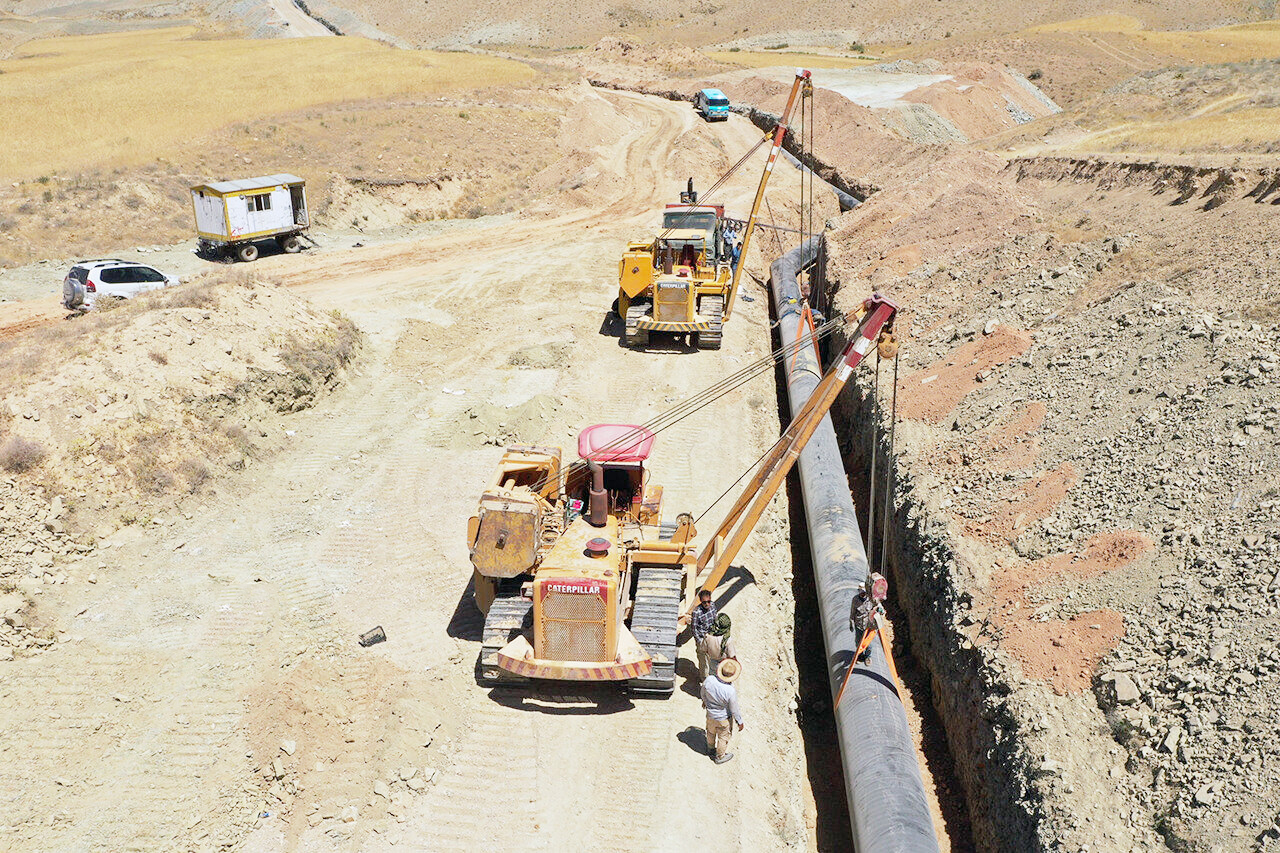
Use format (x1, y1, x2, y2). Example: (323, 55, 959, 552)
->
(507, 341, 573, 369)
(323, 175, 469, 228)
(439, 393, 560, 448)
(0, 274, 360, 540)
(828, 146, 1280, 849)
(898, 63, 1061, 143)
(244, 657, 444, 842)
(0, 477, 68, 661)
(587, 36, 723, 74)
(0, 87, 568, 267)
(556, 37, 730, 85)
(898, 324, 1033, 424)
(826, 148, 1041, 292)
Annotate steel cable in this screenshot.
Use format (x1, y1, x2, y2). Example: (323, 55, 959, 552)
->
(518, 309, 850, 497)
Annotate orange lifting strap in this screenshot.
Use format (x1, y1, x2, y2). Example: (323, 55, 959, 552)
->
(786, 302, 822, 384)
(833, 618, 904, 711)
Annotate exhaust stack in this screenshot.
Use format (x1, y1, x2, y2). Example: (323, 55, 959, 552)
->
(587, 460, 607, 527)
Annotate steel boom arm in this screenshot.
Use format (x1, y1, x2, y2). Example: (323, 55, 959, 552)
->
(724, 69, 812, 321)
(693, 294, 898, 598)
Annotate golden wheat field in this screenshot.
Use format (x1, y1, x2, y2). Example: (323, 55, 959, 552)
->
(0, 27, 535, 180)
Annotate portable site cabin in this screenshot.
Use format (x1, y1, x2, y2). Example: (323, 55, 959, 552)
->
(191, 174, 308, 262)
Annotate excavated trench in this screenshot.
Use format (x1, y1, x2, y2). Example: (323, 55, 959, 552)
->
(594, 79, 1043, 848)
(774, 398, 853, 850)
(769, 256, 973, 852)
(819, 248, 1049, 851)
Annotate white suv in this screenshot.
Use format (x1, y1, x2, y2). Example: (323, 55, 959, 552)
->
(63, 259, 179, 310)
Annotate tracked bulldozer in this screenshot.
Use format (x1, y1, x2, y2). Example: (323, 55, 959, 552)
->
(617, 69, 813, 350)
(466, 294, 900, 697)
(468, 426, 694, 693)
(618, 185, 731, 350)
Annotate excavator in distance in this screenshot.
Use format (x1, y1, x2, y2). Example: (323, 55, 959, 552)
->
(466, 294, 900, 695)
(616, 69, 814, 351)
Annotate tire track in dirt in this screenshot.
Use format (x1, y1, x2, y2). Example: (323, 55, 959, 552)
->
(0, 370, 430, 849)
(2, 595, 256, 850)
(580, 700, 675, 850)
(388, 695, 547, 852)
(265, 89, 705, 299)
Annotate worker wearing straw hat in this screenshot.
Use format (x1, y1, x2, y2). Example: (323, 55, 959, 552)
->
(701, 658, 744, 765)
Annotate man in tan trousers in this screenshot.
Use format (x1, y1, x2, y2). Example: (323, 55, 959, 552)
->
(701, 658, 744, 764)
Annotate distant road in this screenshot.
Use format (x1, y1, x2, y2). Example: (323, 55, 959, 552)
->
(271, 0, 335, 37)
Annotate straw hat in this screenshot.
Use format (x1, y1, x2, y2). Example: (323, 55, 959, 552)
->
(717, 658, 740, 683)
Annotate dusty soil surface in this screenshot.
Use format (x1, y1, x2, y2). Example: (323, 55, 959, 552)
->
(0, 275, 360, 537)
(236, 0, 1257, 52)
(6, 4, 1280, 849)
(0, 86, 852, 852)
(269, 0, 331, 37)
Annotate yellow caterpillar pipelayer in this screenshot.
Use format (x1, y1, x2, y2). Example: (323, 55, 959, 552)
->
(616, 69, 813, 352)
(467, 425, 694, 694)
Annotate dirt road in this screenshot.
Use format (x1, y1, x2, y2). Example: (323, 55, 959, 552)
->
(270, 0, 334, 36)
(0, 89, 837, 850)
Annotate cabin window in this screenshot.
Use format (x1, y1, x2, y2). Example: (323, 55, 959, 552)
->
(248, 193, 272, 212)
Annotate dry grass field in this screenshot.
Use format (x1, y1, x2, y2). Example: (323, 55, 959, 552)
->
(1023, 16, 1280, 64)
(1130, 20, 1280, 64)
(0, 27, 535, 180)
(1022, 14, 1146, 33)
(1084, 105, 1280, 154)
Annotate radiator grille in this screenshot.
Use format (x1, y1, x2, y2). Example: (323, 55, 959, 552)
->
(541, 591, 607, 661)
(654, 282, 689, 321)
(543, 590, 604, 621)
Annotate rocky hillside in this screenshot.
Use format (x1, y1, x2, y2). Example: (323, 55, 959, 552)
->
(824, 148, 1280, 850)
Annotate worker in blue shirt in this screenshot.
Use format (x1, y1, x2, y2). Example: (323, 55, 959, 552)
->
(701, 658, 744, 764)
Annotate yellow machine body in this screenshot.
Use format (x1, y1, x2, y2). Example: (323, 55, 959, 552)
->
(495, 515, 653, 681)
(618, 205, 732, 349)
(468, 446, 562, 614)
(470, 431, 690, 687)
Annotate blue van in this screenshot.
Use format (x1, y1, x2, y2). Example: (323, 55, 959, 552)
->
(694, 88, 730, 121)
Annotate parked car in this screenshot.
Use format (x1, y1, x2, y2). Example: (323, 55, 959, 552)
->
(694, 88, 731, 121)
(62, 259, 179, 310)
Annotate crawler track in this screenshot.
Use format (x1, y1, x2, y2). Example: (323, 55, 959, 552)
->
(624, 302, 650, 348)
(478, 582, 533, 685)
(626, 564, 684, 694)
(696, 294, 723, 350)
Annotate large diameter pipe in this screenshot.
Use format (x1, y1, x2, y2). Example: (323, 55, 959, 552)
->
(780, 148, 861, 211)
(770, 238, 938, 852)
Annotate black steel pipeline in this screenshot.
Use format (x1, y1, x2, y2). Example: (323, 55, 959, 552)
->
(779, 148, 861, 211)
(770, 239, 938, 852)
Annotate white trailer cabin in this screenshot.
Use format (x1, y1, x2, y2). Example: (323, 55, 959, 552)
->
(191, 174, 308, 262)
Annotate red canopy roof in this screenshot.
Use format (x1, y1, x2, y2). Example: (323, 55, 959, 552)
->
(577, 424, 655, 463)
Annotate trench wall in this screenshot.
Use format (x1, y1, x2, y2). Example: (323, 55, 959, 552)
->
(820, 238, 1052, 851)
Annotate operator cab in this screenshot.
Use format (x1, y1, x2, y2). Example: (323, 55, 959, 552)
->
(661, 206, 722, 265)
(575, 424, 657, 525)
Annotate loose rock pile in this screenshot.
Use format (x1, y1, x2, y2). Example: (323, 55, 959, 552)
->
(0, 479, 95, 659)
